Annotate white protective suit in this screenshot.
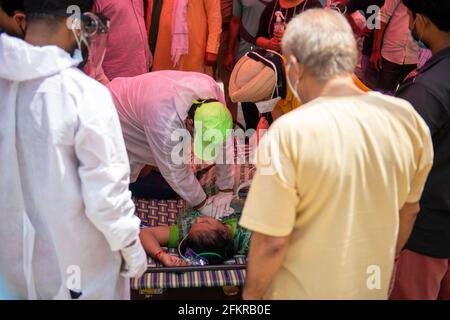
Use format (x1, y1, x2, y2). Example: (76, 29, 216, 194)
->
(107, 71, 235, 207)
(0, 34, 141, 299)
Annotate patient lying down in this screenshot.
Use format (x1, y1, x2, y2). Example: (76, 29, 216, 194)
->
(139, 211, 250, 267)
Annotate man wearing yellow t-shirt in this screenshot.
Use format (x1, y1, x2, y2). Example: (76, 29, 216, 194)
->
(240, 9, 434, 300)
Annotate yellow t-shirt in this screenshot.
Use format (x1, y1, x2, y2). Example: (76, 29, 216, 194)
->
(273, 84, 302, 115)
(240, 92, 433, 300)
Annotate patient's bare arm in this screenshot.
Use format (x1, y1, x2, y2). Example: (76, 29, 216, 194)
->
(139, 227, 187, 267)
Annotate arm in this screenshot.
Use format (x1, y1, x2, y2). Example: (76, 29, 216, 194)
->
(396, 202, 420, 255)
(84, 63, 110, 85)
(255, 4, 280, 52)
(371, 0, 399, 71)
(243, 233, 290, 300)
(144, 110, 207, 208)
(346, 14, 370, 38)
(204, 0, 222, 65)
(140, 227, 188, 266)
(215, 136, 235, 192)
(344, 0, 369, 37)
(139, 226, 170, 257)
(224, 16, 241, 71)
(75, 86, 140, 252)
(370, 21, 387, 71)
(256, 37, 281, 52)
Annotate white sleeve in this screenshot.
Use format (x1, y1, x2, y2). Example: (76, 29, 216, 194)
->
(215, 136, 235, 191)
(144, 107, 207, 207)
(75, 85, 140, 252)
(212, 78, 235, 191)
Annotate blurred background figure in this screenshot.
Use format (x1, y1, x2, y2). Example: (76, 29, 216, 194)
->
(224, 0, 272, 127)
(0, 0, 25, 37)
(256, 0, 323, 52)
(149, 0, 221, 76)
(94, 0, 151, 82)
(371, 0, 419, 93)
(344, 0, 385, 88)
(225, 0, 271, 71)
(214, 0, 237, 119)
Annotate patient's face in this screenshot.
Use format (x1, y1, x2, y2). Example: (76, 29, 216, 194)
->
(190, 216, 228, 235)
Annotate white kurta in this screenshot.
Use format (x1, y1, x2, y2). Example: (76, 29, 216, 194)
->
(0, 34, 140, 299)
(107, 71, 235, 207)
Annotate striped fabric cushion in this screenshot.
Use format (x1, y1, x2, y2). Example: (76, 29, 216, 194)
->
(131, 250, 247, 289)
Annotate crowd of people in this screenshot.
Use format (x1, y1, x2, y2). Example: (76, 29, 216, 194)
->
(0, 0, 448, 300)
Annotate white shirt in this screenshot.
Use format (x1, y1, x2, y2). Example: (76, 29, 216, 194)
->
(380, 0, 419, 65)
(0, 34, 139, 299)
(107, 71, 235, 207)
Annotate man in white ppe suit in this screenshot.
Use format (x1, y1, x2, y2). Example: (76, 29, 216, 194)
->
(0, 0, 147, 299)
(107, 71, 236, 218)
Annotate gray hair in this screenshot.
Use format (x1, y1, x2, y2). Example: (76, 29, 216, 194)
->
(282, 9, 358, 81)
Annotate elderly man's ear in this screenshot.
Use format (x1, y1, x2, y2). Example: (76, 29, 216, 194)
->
(287, 55, 302, 79)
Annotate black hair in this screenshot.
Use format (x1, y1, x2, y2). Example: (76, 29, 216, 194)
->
(0, 0, 24, 16)
(24, 0, 94, 21)
(187, 98, 219, 120)
(181, 227, 235, 265)
(403, 0, 450, 32)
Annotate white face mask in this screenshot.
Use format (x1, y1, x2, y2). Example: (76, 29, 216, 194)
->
(286, 62, 301, 101)
(255, 97, 282, 113)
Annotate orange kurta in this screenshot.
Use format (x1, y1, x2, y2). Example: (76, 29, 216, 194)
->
(152, 0, 222, 74)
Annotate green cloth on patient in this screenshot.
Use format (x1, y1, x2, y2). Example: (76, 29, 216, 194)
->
(167, 202, 250, 255)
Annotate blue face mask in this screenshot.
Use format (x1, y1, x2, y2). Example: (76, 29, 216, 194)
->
(72, 48, 83, 62)
(72, 48, 88, 70)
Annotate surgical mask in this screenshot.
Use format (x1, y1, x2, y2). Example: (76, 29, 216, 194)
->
(72, 48, 83, 63)
(410, 15, 429, 50)
(71, 12, 110, 76)
(286, 61, 301, 101)
(255, 97, 281, 113)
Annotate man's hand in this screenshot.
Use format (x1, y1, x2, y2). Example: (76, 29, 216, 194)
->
(205, 52, 218, 66)
(159, 252, 189, 267)
(224, 51, 235, 72)
(120, 239, 148, 278)
(370, 50, 383, 71)
(396, 202, 420, 255)
(198, 197, 215, 216)
(210, 192, 235, 218)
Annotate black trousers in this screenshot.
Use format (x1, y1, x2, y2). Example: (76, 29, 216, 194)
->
(377, 57, 416, 93)
(129, 171, 178, 199)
